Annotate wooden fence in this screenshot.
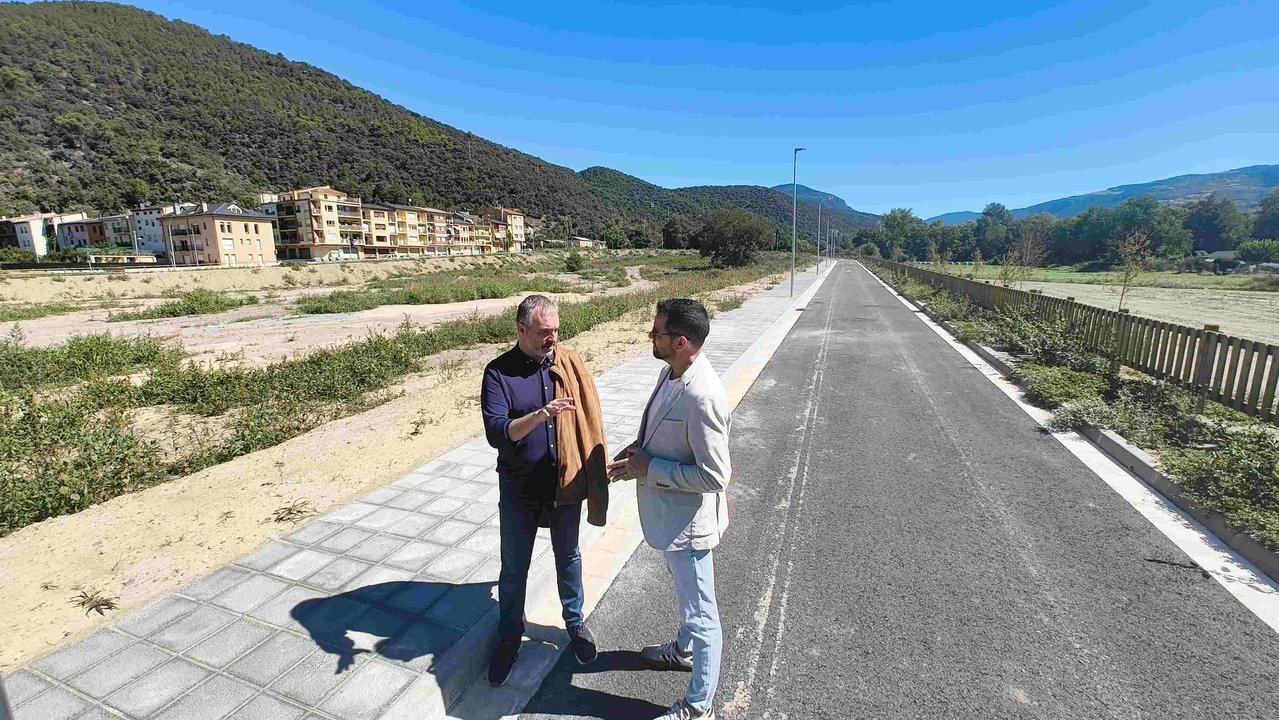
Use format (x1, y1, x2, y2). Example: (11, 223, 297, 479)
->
(864, 258, 1279, 424)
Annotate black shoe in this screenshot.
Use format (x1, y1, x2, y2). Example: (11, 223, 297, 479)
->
(568, 624, 598, 665)
(489, 638, 520, 687)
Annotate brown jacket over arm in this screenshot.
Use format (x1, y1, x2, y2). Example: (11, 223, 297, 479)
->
(551, 346, 609, 526)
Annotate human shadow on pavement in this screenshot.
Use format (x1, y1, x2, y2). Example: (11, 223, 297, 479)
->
(293, 580, 669, 718)
(292, 580, 495, 673)
(515, 649, 670, 719)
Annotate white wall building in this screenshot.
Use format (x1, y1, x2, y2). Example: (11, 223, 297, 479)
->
(130, 202, 196, 255)
(0, 211, 87, 258)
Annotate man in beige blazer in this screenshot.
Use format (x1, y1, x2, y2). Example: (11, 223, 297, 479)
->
(608, 298, 731, 720)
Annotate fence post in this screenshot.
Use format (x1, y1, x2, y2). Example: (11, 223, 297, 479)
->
(1194, 324, 1221, 414)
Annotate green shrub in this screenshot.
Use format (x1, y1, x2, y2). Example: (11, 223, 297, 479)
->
(1011, 362, 1111, 409)
(0, 303, 78, 322)
(992, 307, 1104, 372)
(1046, 396, 1118, 432)
(0, 248, 38, 264)
(1235, 239, 1279, 264)
(0, 334, 181, 394)
(0, 393, 168, 535)
(297, 274, 571, 314)
(107, 290, 257, 322)
(1162, 427, 1279, 549)
(565, 252, 585, 272)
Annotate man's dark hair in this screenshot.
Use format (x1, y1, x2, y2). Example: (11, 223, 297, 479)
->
(656, 298, 710, 347)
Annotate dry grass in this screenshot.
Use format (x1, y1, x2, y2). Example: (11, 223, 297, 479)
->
(70, 588, 118, 616)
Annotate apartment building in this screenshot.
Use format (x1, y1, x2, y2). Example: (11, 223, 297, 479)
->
(478, 205, 526, 253)
(130, 202, 196, 255)
(421, 207, 451, 256)
(101, 214, 133, 249)
(263, 186, 361, 261)
(386, 203, 425, 254)
(57, 218, 106, 249)
(0, 211, 87, 257)
(450, 212, 495, 255)
(159, 203, 276, 267)
(259, 186, 530, 261)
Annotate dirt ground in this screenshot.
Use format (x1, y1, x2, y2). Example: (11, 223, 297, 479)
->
(1026, 281, 1279, 344)
(0, 255, 535, 305)
(0, 275, 769, 673)
(8, 267, 654, 367)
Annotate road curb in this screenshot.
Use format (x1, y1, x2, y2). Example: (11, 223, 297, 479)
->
(889, 273, 1279, 585)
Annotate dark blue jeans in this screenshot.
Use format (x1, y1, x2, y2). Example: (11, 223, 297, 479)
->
(497, 480, 584, 642)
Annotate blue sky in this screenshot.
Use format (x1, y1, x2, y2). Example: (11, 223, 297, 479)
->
(119, 0, 1278, 218)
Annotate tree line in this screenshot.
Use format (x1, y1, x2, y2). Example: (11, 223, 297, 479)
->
(847, 191, 1279, 266)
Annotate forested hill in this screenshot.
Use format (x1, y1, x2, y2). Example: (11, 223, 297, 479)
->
(0, 2, 622, 231)
(580, 167, 879, 241)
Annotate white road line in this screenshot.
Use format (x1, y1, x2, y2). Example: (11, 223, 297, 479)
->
(759, 280, 837, 720)
(723, 283, 834, 720)
(860, 262, 1279, 633)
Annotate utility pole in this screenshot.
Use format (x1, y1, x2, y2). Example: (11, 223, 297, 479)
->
(791, 147, 805, 296)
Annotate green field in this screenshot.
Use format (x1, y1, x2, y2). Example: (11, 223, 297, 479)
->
(934, 264, 1279, 291)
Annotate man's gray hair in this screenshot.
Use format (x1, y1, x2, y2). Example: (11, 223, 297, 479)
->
(516, 295, 557, 327)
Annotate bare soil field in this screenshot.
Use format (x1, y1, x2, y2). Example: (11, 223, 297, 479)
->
(1025, 281, 1279, 344)
(8, 266, 653, 367)
(0, 273, 770, 672)
(0, 255, 532, 305)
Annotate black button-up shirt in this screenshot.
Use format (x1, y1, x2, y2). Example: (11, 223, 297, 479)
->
(481, 345, 559, 498)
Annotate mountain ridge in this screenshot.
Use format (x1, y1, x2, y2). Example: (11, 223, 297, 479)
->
(927, 165, 1279, 224)
(578, 167, 879, 239)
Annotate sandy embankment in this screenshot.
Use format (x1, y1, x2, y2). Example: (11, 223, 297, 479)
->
(0, 274, 767, 673)
(0, 255, 533, 305)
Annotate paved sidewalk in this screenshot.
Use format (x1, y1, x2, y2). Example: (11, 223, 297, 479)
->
(3, 263, 830, 720)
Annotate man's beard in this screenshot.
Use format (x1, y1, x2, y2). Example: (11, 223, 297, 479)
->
(652, 344, 669, 361)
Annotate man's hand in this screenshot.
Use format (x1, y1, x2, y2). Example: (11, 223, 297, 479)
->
(612, 442, 637, 463)
(543, 397, 576, 418)
(606, 447, 652, 483)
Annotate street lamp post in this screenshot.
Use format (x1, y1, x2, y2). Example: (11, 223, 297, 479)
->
(791, 147, 805, 296)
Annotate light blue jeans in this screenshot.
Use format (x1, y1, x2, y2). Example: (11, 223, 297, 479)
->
(665, 547, 722, 714)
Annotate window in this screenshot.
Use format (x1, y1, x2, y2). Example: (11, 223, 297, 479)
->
(325, 205, 334, 211)
(257, 239, 262, 250)
(326, 220, 335, 227)
(227, 254, 236, 265)
(258, 254, 264, 264)
(222, 239, 234, 250)
(254, 225, 260, 235)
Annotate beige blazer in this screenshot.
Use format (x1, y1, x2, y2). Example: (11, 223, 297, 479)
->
(635, 353, 733, 551)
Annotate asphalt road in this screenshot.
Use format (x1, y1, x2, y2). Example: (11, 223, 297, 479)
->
(520, 261, 1279, 720)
